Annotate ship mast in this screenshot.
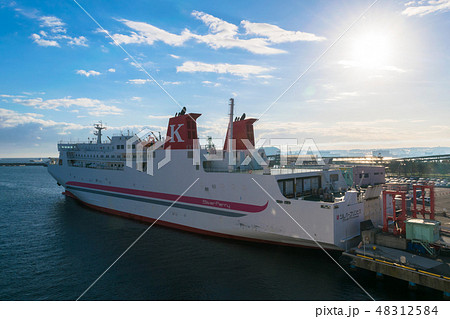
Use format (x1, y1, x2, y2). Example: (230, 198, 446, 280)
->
(227, 98, 234, 172)
(93, 122, 106, 144)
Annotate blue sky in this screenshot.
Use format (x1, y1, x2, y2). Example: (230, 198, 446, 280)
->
(0, 0, 449, 157)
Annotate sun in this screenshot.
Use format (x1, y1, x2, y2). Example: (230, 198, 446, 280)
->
(350, 31, 392, 69)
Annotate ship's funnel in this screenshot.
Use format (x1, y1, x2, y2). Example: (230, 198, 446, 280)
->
(164, 113, 201, 149)
(223, 117, 257, 151)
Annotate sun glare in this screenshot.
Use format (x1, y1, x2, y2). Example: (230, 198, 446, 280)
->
(350, 31, 392, 69)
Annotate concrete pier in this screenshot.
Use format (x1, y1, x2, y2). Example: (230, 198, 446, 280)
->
(343, 245, 450, 295)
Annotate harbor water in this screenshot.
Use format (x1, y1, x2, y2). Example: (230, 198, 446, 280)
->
(0, 165, 444, 300)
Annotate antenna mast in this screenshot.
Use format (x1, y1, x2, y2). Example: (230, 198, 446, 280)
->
(227, 98, 234, 172)
(93, 122, 106, 144)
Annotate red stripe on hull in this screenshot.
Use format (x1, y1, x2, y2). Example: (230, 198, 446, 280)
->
(63, 191, 338, 251)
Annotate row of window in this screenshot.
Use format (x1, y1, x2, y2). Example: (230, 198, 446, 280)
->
(65, 145, 126, 151)
(71, 153, 126, 159)
(69, 160, 125, 170)
(278, 176, 322, 198)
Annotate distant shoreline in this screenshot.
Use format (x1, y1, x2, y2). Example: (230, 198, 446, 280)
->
(0, 162, 48, 167)
(0, 158, 51, 166)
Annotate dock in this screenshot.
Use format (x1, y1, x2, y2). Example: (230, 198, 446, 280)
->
(342, 242, 450, 298)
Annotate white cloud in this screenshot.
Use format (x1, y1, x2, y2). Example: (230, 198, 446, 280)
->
(108, 10, 324, 55)
(127, 79, 152, 85)
(129, 60, 156, 71)
(0, 94, 26, 98)
(252, 118, 450, 148)
(68, 36, 88, 47)
(192, 10, 237, 36)
(169, 54, 180, 59)
(111, 19, 192, 46)
(108, 68, 116, 73)
(12, 97, 122, 116)
(31, 31, 88, 48)
(322, 91, 360, 102)
(22, 91, 45, 95)
(196, 115, 447, 149)
(338, 60, 406, 73)
(402, 0, 450, 16)
(0, 108, 87, 130)
(39, 15, 66, 33)
(0, 109, 169, 145)
(14, 8, 88, 47)
(131, 96, 142, 101)
(339, 92, 359, 97)
(381, 65, 407, 73)
(190, 11, 285, 55)
(256, 75, 274, 79)
(163, 81, 182, 85)
(241, 20, 326, 43)
(202, 80, 221, 87)
(148, 115, 172, 119)
(177, 61, 273, 78)
(30, 33, 59, 47)
(76, 70, 101, 77)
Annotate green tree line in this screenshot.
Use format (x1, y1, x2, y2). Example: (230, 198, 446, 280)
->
(387, 159, 450, 177)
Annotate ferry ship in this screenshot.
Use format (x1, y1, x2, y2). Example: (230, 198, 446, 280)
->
(48, 99, 367, 250)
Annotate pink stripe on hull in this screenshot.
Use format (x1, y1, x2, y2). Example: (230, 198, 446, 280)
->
(66, 181, 268, 213)
(63, 190, 336, 251)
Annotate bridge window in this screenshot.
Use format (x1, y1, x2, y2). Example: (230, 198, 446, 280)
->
(285, 180, 294, 198)
(277, 179, 295, 198)
(304, 178, 311, 193)
(311, 176, 320, 189)
(278, 176, 322, 199)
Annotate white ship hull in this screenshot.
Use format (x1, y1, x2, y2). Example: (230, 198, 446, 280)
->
(48, 150, 364, 251)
